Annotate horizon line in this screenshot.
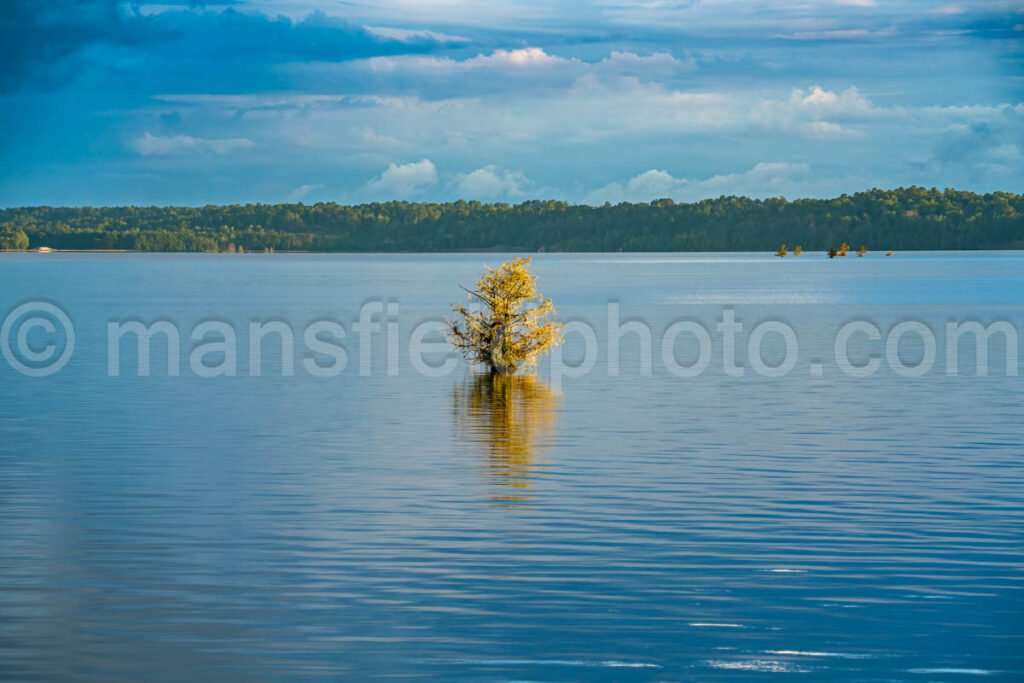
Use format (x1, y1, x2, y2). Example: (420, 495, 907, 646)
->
(3, 186, 1022, 211)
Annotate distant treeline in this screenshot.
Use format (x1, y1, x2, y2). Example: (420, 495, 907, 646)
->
(1, 187, 1022, 253)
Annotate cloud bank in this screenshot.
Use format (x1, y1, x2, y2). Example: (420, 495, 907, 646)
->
(0, 0, 1021, 205)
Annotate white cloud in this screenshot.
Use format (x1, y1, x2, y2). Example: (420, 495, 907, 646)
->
(356, 128, 402, 147)
(750, 85, 874, 138)
(564, 77, 738, 137)
(366, 47, 571, 74)
(807, 120, 861, 138)
(455, 165, 531, 199)
(779, 26, 897, 40)
(585, 169, 690, 204)
(344, 47, 696, 93)
(287, 183, 323, 202)
(364, 26, 469, 43)
(132, 133, 254, 156)
(601, 51, 694, 71)
(364, 159, 438, 198)
(693, 162, 812, 197)
(154, 94, 348, 107)
(585, 162, 815, 204)
(801, 85, 871, 111)
(467, 47, 562, 68)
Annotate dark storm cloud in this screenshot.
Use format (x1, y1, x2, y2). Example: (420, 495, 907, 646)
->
(0, 1, 154, 91)
(0, 1, 446, 93)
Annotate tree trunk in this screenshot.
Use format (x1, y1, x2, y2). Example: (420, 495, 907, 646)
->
(489, 324, 515, 375)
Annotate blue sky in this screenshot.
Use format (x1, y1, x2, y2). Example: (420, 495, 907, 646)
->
(1, 0, 1021, 206)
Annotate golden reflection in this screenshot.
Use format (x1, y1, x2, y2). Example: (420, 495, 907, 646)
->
(452, 374, 559, 501)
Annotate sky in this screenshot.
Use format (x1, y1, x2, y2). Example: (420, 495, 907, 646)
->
(0, 0, 1021, 206)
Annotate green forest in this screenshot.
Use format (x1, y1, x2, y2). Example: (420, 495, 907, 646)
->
(1, 187, 1022, 253)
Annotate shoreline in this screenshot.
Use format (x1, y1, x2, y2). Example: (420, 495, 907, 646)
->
(4, 248, 1024, 256)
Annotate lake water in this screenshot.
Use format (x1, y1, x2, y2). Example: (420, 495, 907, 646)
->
(1, 252, 1022, 681)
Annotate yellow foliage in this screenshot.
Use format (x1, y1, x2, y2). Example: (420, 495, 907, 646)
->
(448, 257, 563, 375)
(453, 374, 558, 500)
(793, 245, 803, 256)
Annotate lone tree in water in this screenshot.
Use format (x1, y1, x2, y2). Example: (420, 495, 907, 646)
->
(449, 257, 563, 375)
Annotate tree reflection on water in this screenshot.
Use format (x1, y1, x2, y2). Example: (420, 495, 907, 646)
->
(452, 374, 559, 503)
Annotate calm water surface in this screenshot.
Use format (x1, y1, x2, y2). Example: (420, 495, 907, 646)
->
(1, 252, 1022, 681)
